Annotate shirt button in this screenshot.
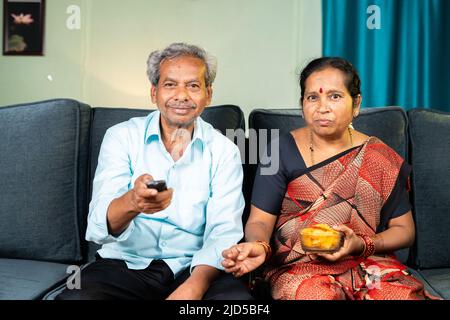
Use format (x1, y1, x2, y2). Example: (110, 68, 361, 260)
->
(161, 241, 167, 246)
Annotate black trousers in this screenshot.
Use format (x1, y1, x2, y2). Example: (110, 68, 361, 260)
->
(56, 256, 253, 300)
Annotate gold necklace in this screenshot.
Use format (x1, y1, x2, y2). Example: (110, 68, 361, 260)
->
(309, 127, 354, 165)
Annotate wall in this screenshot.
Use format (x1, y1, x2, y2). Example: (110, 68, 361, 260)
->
(0, 0, 87, 104)
(0, 0, 322, 119)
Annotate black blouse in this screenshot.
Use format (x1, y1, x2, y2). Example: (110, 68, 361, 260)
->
(251, 133, 411, 232)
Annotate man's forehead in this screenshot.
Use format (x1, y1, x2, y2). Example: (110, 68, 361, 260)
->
(160, 56, 206, 70)
(159, 56, 206, 80)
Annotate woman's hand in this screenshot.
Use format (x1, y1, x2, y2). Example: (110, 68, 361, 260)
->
(316, 225, 364, 262)
(221, 242, 267, 277)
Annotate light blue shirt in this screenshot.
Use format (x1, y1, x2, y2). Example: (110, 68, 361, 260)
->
(86, 110, 244, 277)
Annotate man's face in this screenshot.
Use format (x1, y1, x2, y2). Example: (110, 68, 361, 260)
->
(151, 55, 212, 129)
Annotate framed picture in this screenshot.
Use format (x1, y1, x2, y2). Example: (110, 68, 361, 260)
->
(3, 0, 45, 55)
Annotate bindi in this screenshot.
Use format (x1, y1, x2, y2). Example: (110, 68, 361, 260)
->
(319, 87, 323, 94)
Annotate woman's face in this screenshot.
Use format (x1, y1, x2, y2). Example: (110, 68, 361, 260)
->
(302, 67, 360, 139)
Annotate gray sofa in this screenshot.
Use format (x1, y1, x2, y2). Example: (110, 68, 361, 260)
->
(0, 99, 449, 299)
(0, 99, 245, 300)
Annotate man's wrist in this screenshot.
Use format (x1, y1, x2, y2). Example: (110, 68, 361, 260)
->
(126, 189, 141, 215)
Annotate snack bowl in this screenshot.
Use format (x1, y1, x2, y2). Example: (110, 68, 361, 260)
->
(300, 224, 344, 253)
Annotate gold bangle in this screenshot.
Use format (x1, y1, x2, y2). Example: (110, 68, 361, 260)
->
(255, 240, 272, 262)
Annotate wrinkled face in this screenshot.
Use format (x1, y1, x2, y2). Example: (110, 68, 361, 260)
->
(302, 67, 360, 139)
(151, 55, 212, 128)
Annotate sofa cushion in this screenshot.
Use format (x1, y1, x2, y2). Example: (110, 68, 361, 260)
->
(248, 107, 410, 263)
(0, 99, 91, 263)
(42, 261, 95, 300)
(89, 108, 150, 199)
(418, 268, 450, 300)
(407, 268, 444, 299)
(408, 109, 450, 269)
(0, 258, 70, 300)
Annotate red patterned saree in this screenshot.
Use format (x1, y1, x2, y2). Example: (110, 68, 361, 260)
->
(264, 137, 438, 300)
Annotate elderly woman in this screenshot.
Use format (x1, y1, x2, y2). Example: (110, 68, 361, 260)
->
(222, 57, 438, 300)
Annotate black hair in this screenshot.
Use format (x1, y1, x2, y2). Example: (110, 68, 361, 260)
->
(299, 57, 361, 106)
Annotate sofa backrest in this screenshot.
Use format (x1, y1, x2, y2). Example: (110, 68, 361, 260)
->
(88, 108, 150, 202)
(408, 109, 450, 269)
(86, 105, 245, 261)
(248, 106, 410, 263)
(0, 99, 91, 263)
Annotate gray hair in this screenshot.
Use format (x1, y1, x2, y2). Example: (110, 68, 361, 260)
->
(146, 43, 217, 87)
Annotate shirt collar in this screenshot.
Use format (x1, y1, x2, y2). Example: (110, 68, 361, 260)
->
(145, 110, 205, 146)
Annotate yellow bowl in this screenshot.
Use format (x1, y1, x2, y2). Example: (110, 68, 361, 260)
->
(300, 224, 344, 253)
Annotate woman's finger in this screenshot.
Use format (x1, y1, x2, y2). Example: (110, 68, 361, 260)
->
(333, 224, 353, 237)
(221, 259, 235, 268)
(227, 265, 242, 274)
(237, 245, 252, 260)
(233, 267, 246, 278)
(222, 246, 240, 259)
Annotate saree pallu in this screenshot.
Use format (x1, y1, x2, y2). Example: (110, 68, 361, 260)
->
(264, 137, 438, 300)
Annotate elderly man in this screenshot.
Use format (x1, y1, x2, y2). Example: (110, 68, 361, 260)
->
(56, 43, 251, 300)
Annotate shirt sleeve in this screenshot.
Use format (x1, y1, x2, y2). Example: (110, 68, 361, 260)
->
(251, 136, 288, 215)
(190, 143, 245, 272)
(85, 125, 136, 245)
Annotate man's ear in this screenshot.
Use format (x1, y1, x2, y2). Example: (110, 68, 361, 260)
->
(151, 86, 157, 104)
(206, 86, 213, 105)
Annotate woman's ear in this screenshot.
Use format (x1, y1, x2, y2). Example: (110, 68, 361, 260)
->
(353, 94, 362, 117)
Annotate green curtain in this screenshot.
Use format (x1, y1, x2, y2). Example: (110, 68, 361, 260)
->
(323, 0, 450, 111)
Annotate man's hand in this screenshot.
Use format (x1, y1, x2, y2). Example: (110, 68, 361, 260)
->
(221, 242, 266, 278)
(130, 174, 173, 214)
(107, 174, 173, 235)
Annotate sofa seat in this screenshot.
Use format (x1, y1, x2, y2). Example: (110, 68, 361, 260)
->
(406, 268, 443, 299)
(417, 268, 450, 299)
(0, 259, 69, 300)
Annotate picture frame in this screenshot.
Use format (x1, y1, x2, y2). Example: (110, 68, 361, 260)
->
(3, 0, 45, 56)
